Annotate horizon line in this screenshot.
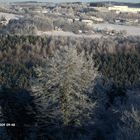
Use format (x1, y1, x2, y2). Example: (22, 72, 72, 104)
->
(2, 0, 140, 4)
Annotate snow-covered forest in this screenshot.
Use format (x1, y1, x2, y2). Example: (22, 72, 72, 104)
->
(0, 35, 140, 140)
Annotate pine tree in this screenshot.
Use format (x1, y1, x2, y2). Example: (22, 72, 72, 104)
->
(31, 46, 98, 128)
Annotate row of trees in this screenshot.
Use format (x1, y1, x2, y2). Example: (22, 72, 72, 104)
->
(0, 35, 140, 88)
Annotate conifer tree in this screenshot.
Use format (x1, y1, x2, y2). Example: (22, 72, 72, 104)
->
(32, 46, 98, 127)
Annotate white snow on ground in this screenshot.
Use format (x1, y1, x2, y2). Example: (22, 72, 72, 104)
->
(37, 23, 140, 38)
(37, 31, 103, 38)
(0, 12, 22, 21)
(93, 23, 140, 36)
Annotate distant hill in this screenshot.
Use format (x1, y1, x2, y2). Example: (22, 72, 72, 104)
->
(90, 1, 140, 8)
(12, 1, 55, 6)
(13, 1, 38, 3)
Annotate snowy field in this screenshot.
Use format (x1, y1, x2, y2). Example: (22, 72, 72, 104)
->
(0, 12, 22, 21)
(38, 23, 140, 38)
(93, 23, 140, 36)
(37, 31, 102, 38)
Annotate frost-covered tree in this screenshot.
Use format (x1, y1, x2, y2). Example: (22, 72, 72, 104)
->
(32, 46, 98, 128)
(116, 107, 140, 140)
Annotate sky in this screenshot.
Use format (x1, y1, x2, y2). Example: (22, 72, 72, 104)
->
(0, 0, 140, 3)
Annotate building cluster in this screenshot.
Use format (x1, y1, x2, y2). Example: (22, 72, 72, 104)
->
(108, 6, 140, 14)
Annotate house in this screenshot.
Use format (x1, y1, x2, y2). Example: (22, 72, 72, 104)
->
(108, 6, 140, 14)
(42, 8, 48, 14)
(0, 20, 7, 25)
(67, 18, 73, 23)
(91, 16, 104, 22)
(0, 17, 8, 25)
(54, 26, 62, 31)
(82, 19, 93, 26)
(115, 18, 126, 24)
(78, 30, 82, 34)
(74, 18, 79, 22)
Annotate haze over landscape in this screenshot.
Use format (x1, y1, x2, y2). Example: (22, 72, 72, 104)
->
(0, 0, 140, 3)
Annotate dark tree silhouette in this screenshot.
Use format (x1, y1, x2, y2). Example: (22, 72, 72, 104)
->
(0, 87, 37, 140)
